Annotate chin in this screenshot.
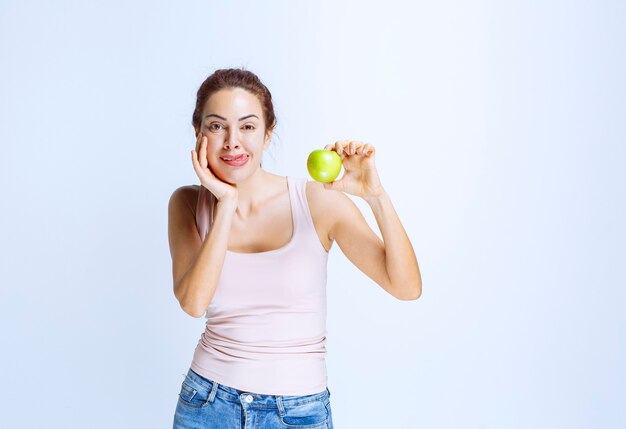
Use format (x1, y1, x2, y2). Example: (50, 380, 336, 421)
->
(211, 163, 258, 185)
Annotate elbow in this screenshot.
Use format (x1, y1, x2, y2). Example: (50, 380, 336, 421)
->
(174, 280, 205, 318)
(181, 301, 205, 318)
(189, 310, 206, 319)
(396, 282, 422, 301)
(175, 290, 205, 319)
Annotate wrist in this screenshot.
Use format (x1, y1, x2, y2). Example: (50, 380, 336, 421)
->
(364, 188, 387, 205)
(216, 197, 238, 213)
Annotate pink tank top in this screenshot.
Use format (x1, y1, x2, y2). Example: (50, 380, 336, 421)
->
(190, 176, 330, 395)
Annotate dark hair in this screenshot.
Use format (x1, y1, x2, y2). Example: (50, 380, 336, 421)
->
(192, 68, 277, 139)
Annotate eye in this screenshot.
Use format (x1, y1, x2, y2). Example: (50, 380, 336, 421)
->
(208, 123, 224, 131)
(243, 124, 255, 130)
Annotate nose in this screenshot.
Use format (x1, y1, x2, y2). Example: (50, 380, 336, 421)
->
(223, 132, 241, 151)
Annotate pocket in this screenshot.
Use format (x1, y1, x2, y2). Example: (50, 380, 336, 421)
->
(177, 377, 212, 409)
(279, 398, 329, 428)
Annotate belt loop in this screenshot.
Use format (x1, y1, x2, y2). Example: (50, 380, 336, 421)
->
(276, 395, 286, 417)
(207, 380, 219, 403)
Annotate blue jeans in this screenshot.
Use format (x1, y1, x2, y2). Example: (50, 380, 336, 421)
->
(173, 368, 334, 428)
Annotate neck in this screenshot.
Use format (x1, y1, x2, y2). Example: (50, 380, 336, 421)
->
(231, 168, 281, 218)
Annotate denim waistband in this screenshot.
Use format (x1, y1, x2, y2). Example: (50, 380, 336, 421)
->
(185, 368, 330, 407)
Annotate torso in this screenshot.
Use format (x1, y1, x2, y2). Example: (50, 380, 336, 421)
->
(189, 178, 334, 254)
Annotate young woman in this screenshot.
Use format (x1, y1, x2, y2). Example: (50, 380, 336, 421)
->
(168, 68, 422, 428)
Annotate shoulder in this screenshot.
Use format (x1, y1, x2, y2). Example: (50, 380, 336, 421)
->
(304, 180, 327, 208)
(304, 180, 330, 204)
(168, 185, 200, 215)
(305, 180, 359, 240)
(305, 179, 356, 209)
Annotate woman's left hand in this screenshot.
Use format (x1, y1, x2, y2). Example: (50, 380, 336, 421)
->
(323, 140, 385, 200)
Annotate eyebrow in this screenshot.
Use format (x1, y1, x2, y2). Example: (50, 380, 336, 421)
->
(204, 114, 259, 121)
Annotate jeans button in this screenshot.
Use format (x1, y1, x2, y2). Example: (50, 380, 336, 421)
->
(245, 395, 253, 403)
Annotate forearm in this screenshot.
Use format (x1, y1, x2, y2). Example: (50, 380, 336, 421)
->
(177, 199, 237, 317)
(366, 191, 422, 299)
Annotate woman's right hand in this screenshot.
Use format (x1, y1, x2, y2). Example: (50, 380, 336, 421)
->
(191, 133, 238, 202)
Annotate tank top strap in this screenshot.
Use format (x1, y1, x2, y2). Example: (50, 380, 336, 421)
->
(287, 176, 316, 236)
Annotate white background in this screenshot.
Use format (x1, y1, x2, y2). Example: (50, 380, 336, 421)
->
(1, 1, 624, 428)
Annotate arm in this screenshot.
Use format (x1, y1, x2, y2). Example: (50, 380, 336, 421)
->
(323, 140, 422, 300)
(168, 187, 237, 317)
(330, 190, 422, 300)
(366, 191, 421, 298)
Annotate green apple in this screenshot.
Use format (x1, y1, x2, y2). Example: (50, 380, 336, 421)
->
(307, 149, 343, 183)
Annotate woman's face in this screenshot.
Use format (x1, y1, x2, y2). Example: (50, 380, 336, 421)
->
(195, 87, 271, 184)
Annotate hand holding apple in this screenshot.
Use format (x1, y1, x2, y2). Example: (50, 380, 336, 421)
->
(319, 140, 385, 201)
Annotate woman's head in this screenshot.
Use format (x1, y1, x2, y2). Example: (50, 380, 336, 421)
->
(192, 68, 276, 139)
(192, 68, 277, 184)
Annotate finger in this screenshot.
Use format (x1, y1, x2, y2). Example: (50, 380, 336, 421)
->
(194, 133, 201, 153)
(354, 140, 367, 153)
(335, 140, 348, 155)
(355, 142, 367, 156)
(362, 144, 371, 156)
(334, 141, 344, 155)
(195, 132, 203, 152)
(348, 141, 356, 155)
(199, 136, 208, 168)
(191, 149, 201, 174)
(335, 141, 352, 160)
(324, 144, 333, 151)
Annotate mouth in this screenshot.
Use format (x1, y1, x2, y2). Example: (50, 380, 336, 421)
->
(220, 154, 250, 167)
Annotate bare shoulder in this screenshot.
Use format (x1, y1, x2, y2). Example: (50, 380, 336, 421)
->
(305, 180, 334, 206)
(305, 180, 356, 244)
(169, 184, 200, 216)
